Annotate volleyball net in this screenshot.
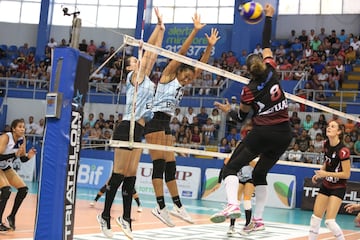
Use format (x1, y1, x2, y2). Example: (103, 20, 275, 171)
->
(103, 34, 359, 159)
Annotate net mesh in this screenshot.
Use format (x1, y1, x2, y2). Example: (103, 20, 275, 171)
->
(93, 34, 360, 159)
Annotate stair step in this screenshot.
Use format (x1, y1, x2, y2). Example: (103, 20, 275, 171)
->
(353, 66, 360, 72)
(341, 83, 359, 89)
(335, 92, 358, 97)
(347, 74, 360, 81)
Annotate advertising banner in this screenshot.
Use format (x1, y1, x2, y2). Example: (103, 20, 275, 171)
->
(77, 158, 113, 189)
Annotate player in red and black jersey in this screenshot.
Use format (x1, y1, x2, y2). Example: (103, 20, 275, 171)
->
(210, 4, 293, 232)
(309, 120, 351, 240)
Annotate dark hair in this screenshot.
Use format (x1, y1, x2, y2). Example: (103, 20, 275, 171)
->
(11, 119, 25, 130)
(176, 63, 195, 75)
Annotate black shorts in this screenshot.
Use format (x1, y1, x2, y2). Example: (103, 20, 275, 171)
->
(318, 184, 346, 200)
(239, 179, 253, 185)
(144, 112, 171, 135)
(112, 120, 144, 142)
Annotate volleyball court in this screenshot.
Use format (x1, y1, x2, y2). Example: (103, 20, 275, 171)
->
(6, 34, 360, 239)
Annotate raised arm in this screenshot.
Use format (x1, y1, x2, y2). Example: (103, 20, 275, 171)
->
(161, 13, 206, 81)
(195, 28, 220, 77)
(262, 4, 275, 60)
(134, 7, 165, 84)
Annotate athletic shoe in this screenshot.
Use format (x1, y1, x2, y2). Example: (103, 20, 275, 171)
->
(170, 205, 194, 224)
(6, 215, 15, 231)
(151, 205, 175, 227)
(137, 206, 143, 213)
(210, 204, 241, 223)
(96, 214, 113, 238)
(227, 225, 236, 235)
(0, 223, 10, 232)
(116, 217, 133, 240)
(89, 202, 95, 208)
(242, 219, 265, 233)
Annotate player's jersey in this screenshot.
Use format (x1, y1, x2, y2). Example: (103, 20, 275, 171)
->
(237, 165, 254, 183)
(123, 71, 155, 122)
(0, 132, 23, 170)
(322, 140, 350, 189)
(152, 78, 184, 116)
(240, 64, 289, 126)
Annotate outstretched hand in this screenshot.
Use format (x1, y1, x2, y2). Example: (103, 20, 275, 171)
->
(192, 13, 206, 31)
(214, 99, 231, 113)
(264, 4, 275, 17)
(154, 7, 165, 30)
(205, 28, 221, 46)
(27, 147, 37, 159)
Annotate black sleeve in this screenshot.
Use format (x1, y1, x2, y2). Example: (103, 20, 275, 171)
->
(0, 153, 16, 161)
(218, 166, 224, 183)
(262, 16, 272, 49)
(229, 109, 249, 123)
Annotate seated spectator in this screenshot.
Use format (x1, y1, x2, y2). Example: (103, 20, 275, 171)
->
(343, 134, 355, 155)
(196, 107, 208, 128)
(308, 122, 323, 141)
(218, 137, 231, 153)
(289, 111, 301, 127)
(95, 41, 108, 63)
(312, 133, 325, 153)
(317, 67, 329, 89)
(190, 125, 203, 145)
(310, 35, 322, 51)
(345, 46, 356, 64)
(296, 129, 311, 152)
(328, 68, 340, 91)
(298, 29, 309, 47)
(87, 40, 97, 57)
(253, 43, 263, 55)
(169, 117, 181, 135)
(317, 114, 327, 135)
(209, 108, 221, 138)
(172, 107, 183, 123)
(287, 143, 303, 162)
(291, 38, 303, 58)
(59, 38, 68, 47)
(303, 44, 313, 59)
(331, 38, 341, 55)
(47, 38, 57, 48)
(79, 39, 88, 52)
(302, 114, 314, 132)
(315, 85, 326, 101)
(198, 74, 213, 96)
(226, 127, 241, 143)
(344, 119, 356, 134)
(175, 125, 189, 144)
(275, 44, 286, 64)
(202, 118, 215, 145)
(304, 145, 319, 164)
(226, 51, 237, 67)
(238, 49, 248, 66)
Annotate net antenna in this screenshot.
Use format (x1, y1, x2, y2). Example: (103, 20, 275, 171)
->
(128, 0, 147, 148)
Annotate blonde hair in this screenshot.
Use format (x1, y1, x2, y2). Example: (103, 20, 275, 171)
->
(246, 54, 266, 78)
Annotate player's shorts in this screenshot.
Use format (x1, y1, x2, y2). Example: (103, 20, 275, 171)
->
(113, 120, 144, 143)
(144, 111, 171, 135)
(318, 184, 346, 200)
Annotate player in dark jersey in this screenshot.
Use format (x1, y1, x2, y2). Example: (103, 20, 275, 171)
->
(309, 120, 351, 240)
(210, 4, 292, 232)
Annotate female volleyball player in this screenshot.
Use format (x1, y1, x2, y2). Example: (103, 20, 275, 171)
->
(210, 4, 292, 233)
(0, 119, 36, 231)
(97, 8, 165, 239)
(309, 120, 351, 240)
(90, 181, 142, 212)
(144, 15, 220, 227)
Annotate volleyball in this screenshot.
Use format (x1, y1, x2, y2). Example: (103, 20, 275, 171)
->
(239, 1, 264, 24)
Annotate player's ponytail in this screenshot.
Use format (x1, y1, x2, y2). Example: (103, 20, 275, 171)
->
(246, 54, 266, 78)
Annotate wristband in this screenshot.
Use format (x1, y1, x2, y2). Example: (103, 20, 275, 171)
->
(20, 156, 30, 162)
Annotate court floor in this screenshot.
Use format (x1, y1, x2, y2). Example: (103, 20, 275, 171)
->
(1, 182, 359, 240)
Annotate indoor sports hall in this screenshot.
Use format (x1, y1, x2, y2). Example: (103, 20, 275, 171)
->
(0, 0, 360, 239)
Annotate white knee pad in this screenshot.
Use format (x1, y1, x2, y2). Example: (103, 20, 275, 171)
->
(325, 219, 345, 240)
(309, 214, 322, 240)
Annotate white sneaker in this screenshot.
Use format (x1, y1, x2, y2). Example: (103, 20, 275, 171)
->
(89, 202, 95, 207)
(116, 217, 133, 240)
(227, 225, 236, 235)
(137, 206, 143, 213)
(151, 205, 175, 227)
(96, 214, 113, 238)
(210, 204, 241, 223)
(170, 205, 194, 224)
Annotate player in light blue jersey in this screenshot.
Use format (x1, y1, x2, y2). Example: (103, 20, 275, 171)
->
(97, 8, 165, 239)
(144, 14, 220, 227)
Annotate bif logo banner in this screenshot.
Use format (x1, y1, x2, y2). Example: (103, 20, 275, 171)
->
(77, 158, 113, 189)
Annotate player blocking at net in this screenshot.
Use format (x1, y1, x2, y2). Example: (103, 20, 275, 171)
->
(97, 7, 165, 239)
(210, 4, 292, 233)
(144, 15, 220, 226)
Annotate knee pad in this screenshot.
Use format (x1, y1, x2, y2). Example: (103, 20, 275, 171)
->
(17, 186, 28, 200)
(0, 186, 11, 200)
(108, 173, 124, 190)
(152, 159, 166, 179)
(165, 161, 176, 183)
(325, 219, 343, 238)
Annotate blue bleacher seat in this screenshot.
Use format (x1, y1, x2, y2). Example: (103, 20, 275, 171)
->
(29, 46, 36, 54)
(7, 45, 17, 54)
(280, 80, 298, 93)
(0, 45, 7, 52)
